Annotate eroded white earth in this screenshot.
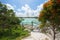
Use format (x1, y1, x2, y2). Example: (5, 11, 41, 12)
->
(22, 31, 51, 40)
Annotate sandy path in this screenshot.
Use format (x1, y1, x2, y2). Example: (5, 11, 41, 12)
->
(22, 31, 51, 40)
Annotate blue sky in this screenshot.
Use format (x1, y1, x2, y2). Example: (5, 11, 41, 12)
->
(0, 0, 48, 17)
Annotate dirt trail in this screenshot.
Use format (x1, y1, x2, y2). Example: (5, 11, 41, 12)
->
(22, 31, 51, 40)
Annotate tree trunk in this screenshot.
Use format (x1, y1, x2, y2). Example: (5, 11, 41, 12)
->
(53, 29, 55, 40)
(53, 26, 55, 40)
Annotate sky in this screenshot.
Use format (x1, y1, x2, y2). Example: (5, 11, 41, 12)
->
(0, 0, 48, 17)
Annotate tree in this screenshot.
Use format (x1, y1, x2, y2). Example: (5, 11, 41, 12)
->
(0, 2, 21, 37)
(38, 0, 60, 40)
(0, 2, 29, 40)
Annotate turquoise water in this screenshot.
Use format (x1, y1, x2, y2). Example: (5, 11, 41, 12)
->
(21, 18, 40, 26)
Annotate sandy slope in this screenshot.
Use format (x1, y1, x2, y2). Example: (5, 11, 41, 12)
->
(22, 31, 51, 40)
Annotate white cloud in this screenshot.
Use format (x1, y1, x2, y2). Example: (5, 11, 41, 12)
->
(15, 12, 27, 17)
(15, 0, 48, 17)
(17, 9, 21, 12)
(16, 4, 34, 17)
(16, 3, 43, 17)
(33, 3, 43, 17)
(6, 4, 14, 10)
